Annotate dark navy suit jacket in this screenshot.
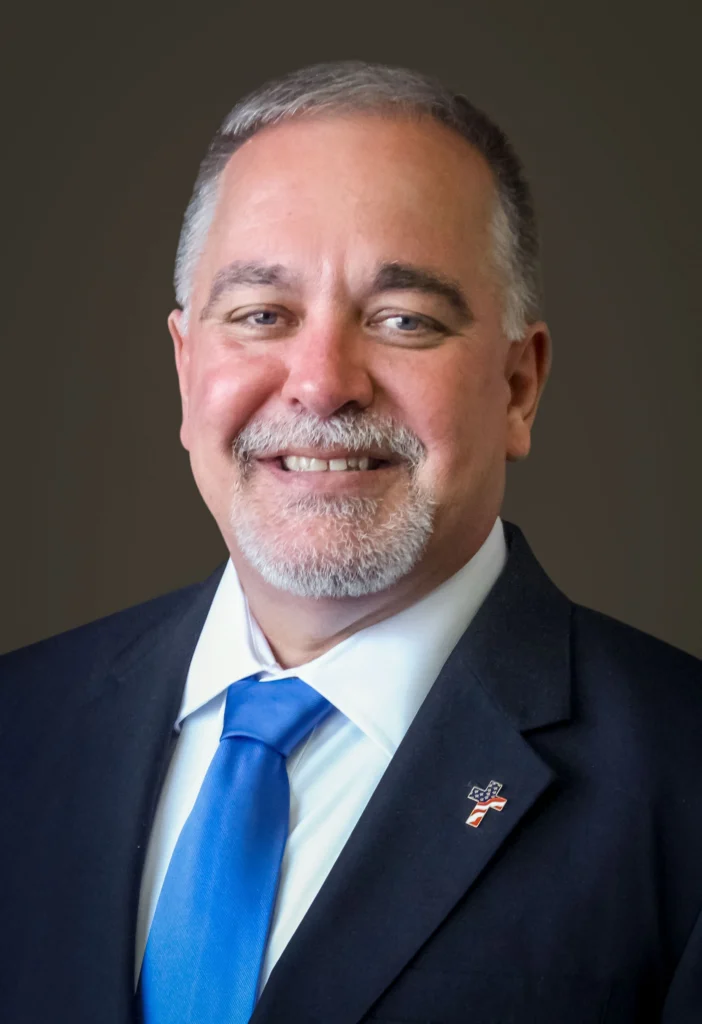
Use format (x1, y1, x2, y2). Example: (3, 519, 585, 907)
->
(2, 522, 702, 1023)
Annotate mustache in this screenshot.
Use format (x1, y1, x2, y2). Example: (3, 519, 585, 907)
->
(232, 410, 426, 470)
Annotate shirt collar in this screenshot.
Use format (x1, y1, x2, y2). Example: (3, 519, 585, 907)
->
(178, 517, 507, 758)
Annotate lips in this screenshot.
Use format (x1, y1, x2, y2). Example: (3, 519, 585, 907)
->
(247, 452, 401, 493)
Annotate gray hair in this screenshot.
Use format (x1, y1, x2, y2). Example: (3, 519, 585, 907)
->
(175, 61, 541, 341)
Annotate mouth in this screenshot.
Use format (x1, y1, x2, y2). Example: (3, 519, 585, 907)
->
(256, 451, 399, 474)
(278, 454, 390, 473)
(242, 450, 406, 495)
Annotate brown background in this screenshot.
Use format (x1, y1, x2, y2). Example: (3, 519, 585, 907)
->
(2, 0, 700, 657)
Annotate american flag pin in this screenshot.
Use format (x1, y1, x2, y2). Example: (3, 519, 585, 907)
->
(466, 780, 507, 828)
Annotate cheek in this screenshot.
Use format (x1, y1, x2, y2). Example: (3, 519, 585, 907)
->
(388, 347, 508, 482)
(186, 350, 282, 452)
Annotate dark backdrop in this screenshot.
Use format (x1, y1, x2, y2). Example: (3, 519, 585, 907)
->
(2, 0, 700, 657)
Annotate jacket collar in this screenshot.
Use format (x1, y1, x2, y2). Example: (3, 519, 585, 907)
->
(112, 519, 569, 735)
(460, 519, 571, 732)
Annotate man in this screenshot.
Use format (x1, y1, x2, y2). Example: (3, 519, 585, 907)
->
(1, 61, 701, 1024)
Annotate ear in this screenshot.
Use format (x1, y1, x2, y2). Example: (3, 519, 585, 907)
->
(168, 308, 192, 451)
(505, 321, 552, 462)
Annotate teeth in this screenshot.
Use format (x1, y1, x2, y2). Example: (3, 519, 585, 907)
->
(281, 455, 376, 472)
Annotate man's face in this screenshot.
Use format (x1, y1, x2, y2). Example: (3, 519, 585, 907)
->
(171, 113, 549, 598)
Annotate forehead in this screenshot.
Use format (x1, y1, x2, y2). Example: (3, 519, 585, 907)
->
(200, 112, 497, 289)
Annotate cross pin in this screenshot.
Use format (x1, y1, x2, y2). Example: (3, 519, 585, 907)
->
(466, 779, 507, 828)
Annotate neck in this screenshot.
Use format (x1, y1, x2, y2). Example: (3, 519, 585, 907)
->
(229, 522, 495, 668)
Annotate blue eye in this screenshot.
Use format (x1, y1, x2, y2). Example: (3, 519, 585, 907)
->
(386, 314, 423, 331)
(371, 311, 447, 347)
(249, 310, 279, 325)
(226, 309, 287, 330)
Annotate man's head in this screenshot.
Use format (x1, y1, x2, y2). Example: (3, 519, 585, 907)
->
(169, 62, 551, 600)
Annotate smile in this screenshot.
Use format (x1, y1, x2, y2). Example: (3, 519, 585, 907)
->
(279, 455, 384, 472)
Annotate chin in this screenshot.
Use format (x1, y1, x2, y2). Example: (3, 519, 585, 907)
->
(228, 488, 437, 600)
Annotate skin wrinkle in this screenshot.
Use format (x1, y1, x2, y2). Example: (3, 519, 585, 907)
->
(200, 262, 299, 321)
(372, 263, 474, 325)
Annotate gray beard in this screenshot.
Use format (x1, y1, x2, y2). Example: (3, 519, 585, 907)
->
(227, 410, 436, 598)
(229, 487, 436, 599)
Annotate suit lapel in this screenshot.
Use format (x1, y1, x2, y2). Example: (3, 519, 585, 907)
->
(109, 566, 226, 983)
(253, 523, 571, 1024)
(59, 566, 225, 1020)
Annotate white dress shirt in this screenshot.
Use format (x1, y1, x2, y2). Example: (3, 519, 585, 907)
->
(135, 516, 507, 990)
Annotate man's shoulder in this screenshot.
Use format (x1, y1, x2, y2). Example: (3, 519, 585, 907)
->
(571, 601, 701, 687)
(569, 602, 702, 759)
(0, 568, 222, 693)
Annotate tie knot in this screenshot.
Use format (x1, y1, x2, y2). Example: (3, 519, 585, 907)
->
(221, 675, 333, 757)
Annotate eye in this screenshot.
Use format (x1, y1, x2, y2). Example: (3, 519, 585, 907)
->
(235, 309, 281, 326)
(224, 307, 294, 332)
(370, 310, 447, 343)
(383, 314, 426, 332)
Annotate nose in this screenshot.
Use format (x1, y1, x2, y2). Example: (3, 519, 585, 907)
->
(280, 321, 374, 418)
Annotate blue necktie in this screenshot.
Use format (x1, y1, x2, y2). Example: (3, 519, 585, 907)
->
(139, 674, 333, 1024)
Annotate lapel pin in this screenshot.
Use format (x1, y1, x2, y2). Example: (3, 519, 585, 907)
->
(466, 780, 507, 828)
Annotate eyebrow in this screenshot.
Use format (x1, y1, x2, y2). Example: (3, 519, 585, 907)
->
(199, 258, 473, 324)
(200, 261, 297, 320)
(370, 262, 474, 324)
